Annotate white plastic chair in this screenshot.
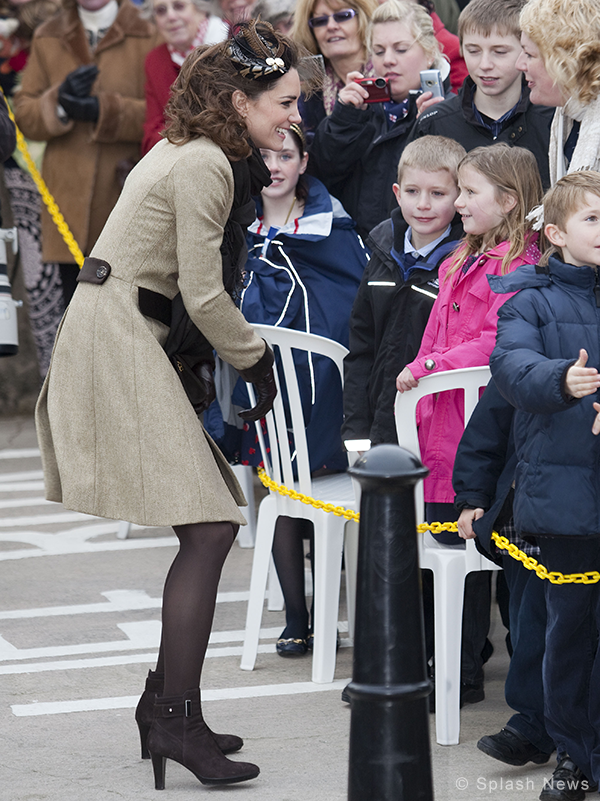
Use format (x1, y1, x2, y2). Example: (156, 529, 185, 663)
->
(240, 324, 358, 683)
(394, 366, 500, 745)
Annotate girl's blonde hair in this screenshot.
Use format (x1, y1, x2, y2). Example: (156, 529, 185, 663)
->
(368, 0, 441, 67)
(291, 0, 378, 58)
(520, 0, 600, 106)
(445, 144, 543, 281)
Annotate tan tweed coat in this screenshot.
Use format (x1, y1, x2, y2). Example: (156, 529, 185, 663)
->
(35, 137, 266, 527)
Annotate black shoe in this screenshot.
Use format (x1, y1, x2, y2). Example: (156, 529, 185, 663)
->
(276, 637, 308, 657)
(478, 727, 553, 766)
(539, 756, 597, 801)
(341, 683, 351, 704)
(460, 681, 484, 707)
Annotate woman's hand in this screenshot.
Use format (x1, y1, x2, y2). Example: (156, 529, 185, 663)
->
(338, 71, 369, 109)
(592, 402, 600, 435)
(416, 90, 446, 118)
(396, 366, 418, 393)
(565, 349, 600, 398)
(457, 507, 484, 540)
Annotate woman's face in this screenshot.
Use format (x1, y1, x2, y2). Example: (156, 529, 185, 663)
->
(241, 69, 302, 151)
(260, 131, 308, 202)
(515, 32, 566, 108)
(152, 0, 206, 51)
(309, 1, 363, 65)
(371, 20, 431, 102)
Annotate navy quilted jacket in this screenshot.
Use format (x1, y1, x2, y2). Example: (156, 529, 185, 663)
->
(489, 255, 600, 538)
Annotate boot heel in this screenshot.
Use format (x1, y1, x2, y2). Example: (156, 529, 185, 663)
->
(137, 720, 151, 760)
(150, 752, 166, 791)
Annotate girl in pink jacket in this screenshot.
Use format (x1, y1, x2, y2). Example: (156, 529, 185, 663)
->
(396, 144, 543, 701)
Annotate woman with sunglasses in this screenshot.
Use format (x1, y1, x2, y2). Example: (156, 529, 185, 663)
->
(141, 0, 228, 155)
(309, 0, 448, 239)
(291, 0, 378, 136)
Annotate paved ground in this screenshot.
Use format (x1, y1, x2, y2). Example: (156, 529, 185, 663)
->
(0, 416, 558, 800)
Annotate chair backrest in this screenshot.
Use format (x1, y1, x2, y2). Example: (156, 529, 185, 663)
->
(394, 366, 492, 523)
(247, 324, 349, 497)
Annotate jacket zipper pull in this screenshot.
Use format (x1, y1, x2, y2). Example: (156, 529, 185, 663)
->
(595, 268, 600, 308)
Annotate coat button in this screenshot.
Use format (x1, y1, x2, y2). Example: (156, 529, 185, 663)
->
(425, 359, 436, 371)
(96, 265, 108, 279)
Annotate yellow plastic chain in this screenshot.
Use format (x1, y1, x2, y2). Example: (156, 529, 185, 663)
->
(1, 90, 85, 267)
(256, 468, 600, 584)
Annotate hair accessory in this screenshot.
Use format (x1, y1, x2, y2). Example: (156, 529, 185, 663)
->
(289, 122, 306, 148)
(526, 204, 544, 232)
(227, 20, 288, 80)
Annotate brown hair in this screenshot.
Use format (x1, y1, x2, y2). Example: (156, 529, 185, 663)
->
(520, 0, 600, 105)
(458, 0, 525, 44)
(445, 144, 542, 281)
(397, 135, 466, 184)
(541, 171, 600, 264)
(165, 23, 307, 160)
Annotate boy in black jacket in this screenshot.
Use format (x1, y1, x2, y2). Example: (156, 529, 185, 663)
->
(414, 0, 554, 188)
(342, 135, 464, 450)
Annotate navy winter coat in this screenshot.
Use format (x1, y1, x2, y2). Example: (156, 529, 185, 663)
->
(489, 255, 600, 538)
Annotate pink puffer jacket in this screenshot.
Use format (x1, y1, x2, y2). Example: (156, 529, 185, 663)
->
(405, 238, 541, 503)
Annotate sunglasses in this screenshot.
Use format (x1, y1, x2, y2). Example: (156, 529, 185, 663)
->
(308, 8, 356, 29)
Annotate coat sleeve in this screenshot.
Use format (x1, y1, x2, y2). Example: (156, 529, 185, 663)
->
(0, 97, 15, 162)
(92, 92, 146, 144)
(342, 270, 376, 441)
(13, 38, 75, 140)
(169, 149, 266, 372)
(142, 56, 167, 156)
(452, 378, 514, 510)
(490, 292, 579, 414)
(309, 100, 378, 186)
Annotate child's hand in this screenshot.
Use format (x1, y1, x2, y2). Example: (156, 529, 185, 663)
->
(457, 507, 484, 540)
(565, 349, 600, 398)
(396, 366, 418, 392)
(593, 402, 600, 435)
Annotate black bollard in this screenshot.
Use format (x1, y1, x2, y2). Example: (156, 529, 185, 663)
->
(347, 444, 434, 801)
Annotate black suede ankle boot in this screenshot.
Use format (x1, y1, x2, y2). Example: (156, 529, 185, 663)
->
(146, 688, 260, 789)
(134, 670, 243, 759)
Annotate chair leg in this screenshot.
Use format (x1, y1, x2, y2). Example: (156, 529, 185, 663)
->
(267, 557, 284, 611)
(343, 520, 359, 646)
(240, 496, 278, 672)
(232, 464, 256, 548)
(311, 518, 345, 683)
(431, 553, 468, 746)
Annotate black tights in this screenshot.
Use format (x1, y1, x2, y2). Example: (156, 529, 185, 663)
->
(271, 516, 314, 640)
(155, 522, 237, 697)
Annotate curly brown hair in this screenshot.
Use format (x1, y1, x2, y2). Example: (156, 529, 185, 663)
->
(165, 23, 308, 160)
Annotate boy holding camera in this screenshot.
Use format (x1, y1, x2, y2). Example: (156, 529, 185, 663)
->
(414, 0, 553, 188)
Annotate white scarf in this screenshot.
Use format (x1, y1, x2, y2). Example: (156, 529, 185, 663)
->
(78, 0, 119, 50)
(549, 94, 600, 184)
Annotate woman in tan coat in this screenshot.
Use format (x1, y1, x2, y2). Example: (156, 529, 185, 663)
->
(35, 22, 304, 790)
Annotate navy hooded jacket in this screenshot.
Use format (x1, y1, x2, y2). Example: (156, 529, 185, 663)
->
(489, 255, 600, 538)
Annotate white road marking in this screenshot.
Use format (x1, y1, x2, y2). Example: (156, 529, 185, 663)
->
(0, 481, 45, 492)
(0, 448, 41, 460)
(0, 497, 54, 510)
(11, 678, 350, 716)
(0, 470, 44, 482)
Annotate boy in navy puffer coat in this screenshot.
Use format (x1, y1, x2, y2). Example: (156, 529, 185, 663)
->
(489, 171, 600, 799)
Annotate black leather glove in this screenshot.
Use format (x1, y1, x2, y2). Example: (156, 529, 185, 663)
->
(59, 64, 99, 99)
(238, 342, 277, 422)
(58, 94, 100, 122)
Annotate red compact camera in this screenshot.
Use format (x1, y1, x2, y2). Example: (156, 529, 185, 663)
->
(354, 76, 391, 104)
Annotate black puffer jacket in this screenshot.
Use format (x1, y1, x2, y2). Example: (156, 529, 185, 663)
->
(308, 94, 420, 240)
(342, 207, 463, 445)
(415, 78, 554, 188)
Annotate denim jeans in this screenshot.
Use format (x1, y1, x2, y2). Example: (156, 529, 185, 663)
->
(502, 554, 554, 753)
(537, 536, 600, 783)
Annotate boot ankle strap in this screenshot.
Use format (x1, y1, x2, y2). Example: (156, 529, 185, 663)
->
(154, 697, 199, 718)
